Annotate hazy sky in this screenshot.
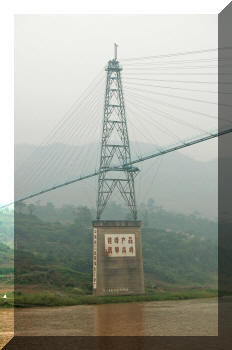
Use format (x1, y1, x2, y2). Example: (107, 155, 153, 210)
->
(15, 14, 218, 161)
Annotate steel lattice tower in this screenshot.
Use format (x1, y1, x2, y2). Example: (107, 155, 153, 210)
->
(97, 44, 139, 220)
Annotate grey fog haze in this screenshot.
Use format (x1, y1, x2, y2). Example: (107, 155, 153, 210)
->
(15, 15, 218, 161)
(14, 15, 219, 218)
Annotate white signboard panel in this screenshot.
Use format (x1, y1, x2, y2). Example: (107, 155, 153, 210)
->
(93, 228, 97, 289)
(105, 233, 136, 257)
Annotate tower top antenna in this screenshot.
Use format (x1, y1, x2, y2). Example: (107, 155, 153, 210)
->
(114, 43, 118, 60)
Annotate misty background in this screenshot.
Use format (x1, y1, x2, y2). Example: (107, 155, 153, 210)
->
(14, 15, 218, 219)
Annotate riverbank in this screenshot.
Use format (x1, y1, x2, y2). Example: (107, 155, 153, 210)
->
(0, 307, 14, 349)
(0, 289, 217, 308)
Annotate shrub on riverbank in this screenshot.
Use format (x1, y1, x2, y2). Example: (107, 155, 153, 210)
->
(8, 289, 218, 308)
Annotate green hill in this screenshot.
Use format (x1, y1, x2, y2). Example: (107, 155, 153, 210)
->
(11, 202, 217, 294)
(0, 209, 14, 248)
(0, 242, 14, 287)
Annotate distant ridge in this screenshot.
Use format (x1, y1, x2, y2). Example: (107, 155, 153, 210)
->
(15, 143, 217, 219)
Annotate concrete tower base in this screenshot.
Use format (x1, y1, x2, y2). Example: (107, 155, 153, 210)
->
(92, 220, 144, 296)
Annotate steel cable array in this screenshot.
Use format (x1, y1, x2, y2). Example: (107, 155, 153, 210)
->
(4, 46, 232, 209)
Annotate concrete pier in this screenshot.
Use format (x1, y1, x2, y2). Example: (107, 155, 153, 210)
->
(92, 220, 144, 296)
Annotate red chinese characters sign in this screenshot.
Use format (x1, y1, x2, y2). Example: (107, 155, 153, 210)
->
(105, 233, 136, 257)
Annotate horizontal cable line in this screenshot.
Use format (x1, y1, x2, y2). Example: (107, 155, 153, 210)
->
(126, 88, 230, 125)
(16, 85, 104, 190)
(124, 89, 219, 121)
(17, 91, 104, 197)
(126, 95, 209, 135)
(121, 47, 232, 62)
(124, 72, 222, 75)
(13, 170, 102, 206)
(15, 68, 105, 173)
(123, 58, 232, 67)
(126, 128, 230, 166)
(124, 86, 228, 107)
(16, 75, 105, 179)
(124, 82, 221, 94)
(23, 92, 103, 193)
(131, 103, 184, 143)
(127, 101, 181, 142)
(15, 83, 104, 195)
(3, 127, 231, 209)
(124, 65, 219, 70)
(127, 106, 163, 151)
(124, 77, 222, 84)
(122, 57, 226, 66)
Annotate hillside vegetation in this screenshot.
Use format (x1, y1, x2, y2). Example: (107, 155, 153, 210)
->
(9, 201, 218, 295)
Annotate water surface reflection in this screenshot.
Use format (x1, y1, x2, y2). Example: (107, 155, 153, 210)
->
(13, 298, 217, 336)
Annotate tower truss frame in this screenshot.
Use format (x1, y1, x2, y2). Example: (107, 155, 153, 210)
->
(97, 45, 139, 219)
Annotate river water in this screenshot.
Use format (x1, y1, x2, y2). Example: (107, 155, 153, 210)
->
(11, 298, 218, 337)
(0, 298, 217, 348)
